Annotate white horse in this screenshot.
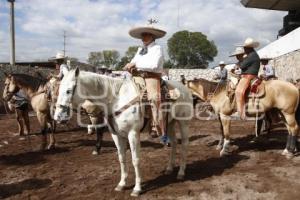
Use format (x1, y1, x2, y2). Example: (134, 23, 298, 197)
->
(54, 68, 193, 197)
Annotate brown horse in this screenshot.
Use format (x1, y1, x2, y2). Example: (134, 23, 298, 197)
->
(186, 78, 300, 158)
(3, 73, 55, 150)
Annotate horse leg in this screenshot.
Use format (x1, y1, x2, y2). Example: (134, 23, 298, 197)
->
(37, 112, 47, 150)
(111, 134, 128, 192)
(22, 108, 30, 135)
(128, 130, 142, 197)
(90, 116, 104, 155)
(220, 115, 232, 157)
(165, 120, 176, 175)
(282, 113, 299, 158)
(177, 120, 189, 180)
(15, 109, 24, 136)
(216, 114, 224, 150)
(47, 113, 56, 150)
(92, 127, 104, 155)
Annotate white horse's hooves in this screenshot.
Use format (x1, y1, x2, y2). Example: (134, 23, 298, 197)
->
(220, 151, 231, 157)
(114, 185, 125, 192)
(130, 190, 141, 197)
(281, 149, 289, 156)
(92, 150, 99, 155)
(216, 145, 223, 150)
(177, 174, 185, 180)
(47, 144, 55, 150)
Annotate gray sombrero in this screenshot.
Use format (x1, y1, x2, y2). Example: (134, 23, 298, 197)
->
(129, 26, 166, 39)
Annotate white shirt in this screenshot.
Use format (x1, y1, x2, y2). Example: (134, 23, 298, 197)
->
(59, 64, 69, 79)
(130, 42, 164, 73)
(263, 64, 274, 77)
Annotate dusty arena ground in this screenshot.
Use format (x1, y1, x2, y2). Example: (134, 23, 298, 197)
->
(1, 114, 300, 200)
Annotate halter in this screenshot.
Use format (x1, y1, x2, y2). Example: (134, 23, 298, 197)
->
(4, 78, 20, 101)
(56, 78, 78, 116)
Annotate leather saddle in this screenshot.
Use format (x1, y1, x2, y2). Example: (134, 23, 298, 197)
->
(247, 78, 265, 98)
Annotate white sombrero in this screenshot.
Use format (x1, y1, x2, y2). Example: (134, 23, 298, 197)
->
(229, 47, 245, 57)
(260, 55, 272, 60)
(54, 52, 66, 60)
(219, 61, 226, 65)
(238, 37, 260, 48)
(129, 26, 166, 39)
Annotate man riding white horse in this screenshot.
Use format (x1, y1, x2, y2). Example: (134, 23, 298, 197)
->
(123, 24, 169, 144)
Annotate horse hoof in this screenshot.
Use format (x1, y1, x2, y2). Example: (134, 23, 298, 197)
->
(281, 149, 289, 156)
(165, 169, 173, 175)
(114, 185, 125, 192)
(92, 150, 99, 155)
(177, 174, 185, 180)
(130, 190, 141, 197)
(216, 145, 223, 150)
(47, 144, 55, 150)
(220, 150, 231, 157)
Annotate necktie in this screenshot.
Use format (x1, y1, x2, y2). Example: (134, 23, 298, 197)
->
(139, 46, 148, 55)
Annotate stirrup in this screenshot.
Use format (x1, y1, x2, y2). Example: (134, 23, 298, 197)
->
(160, 134, 170, 145)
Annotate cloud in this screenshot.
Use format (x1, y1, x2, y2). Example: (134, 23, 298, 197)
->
(0, 0, 286, 67)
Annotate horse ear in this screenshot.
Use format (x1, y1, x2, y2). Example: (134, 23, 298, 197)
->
(75, 67, 80, 77)
(3, 72, 8, 77)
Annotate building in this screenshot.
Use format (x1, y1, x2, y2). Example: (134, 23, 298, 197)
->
(241, 0, 300, 81)
(241, 0, 300, 36)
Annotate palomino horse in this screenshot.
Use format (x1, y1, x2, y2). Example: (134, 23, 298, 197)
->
(3, 73, 55, 150)
(186, 78, 299, 158)
(54, 68, 193, 197)
(48, 76, 106, 155)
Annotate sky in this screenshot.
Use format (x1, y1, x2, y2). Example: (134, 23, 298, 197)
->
(0, 0, 286, 67)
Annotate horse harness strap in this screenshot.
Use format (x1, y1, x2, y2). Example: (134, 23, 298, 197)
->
(113, 95, 140, 117)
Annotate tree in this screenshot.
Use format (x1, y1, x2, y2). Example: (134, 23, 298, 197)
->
(167, 30, 218, 68)
(87, 50, 120, 69)
(102, 50, 120, 69)
(115, 46, 139, 70)
(87, 52, 103, 66)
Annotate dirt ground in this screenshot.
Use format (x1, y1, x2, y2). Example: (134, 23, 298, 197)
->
(0, 114, 300, 200)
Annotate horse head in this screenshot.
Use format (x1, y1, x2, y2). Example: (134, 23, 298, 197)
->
(54, 67, 80, 123)
(3, 73, 20, 101)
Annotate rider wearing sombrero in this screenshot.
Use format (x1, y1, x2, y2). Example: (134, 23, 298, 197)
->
(123, 23, 169, 144)
(235, 38, 260, 119)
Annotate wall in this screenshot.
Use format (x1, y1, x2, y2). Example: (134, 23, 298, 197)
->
(168, 68, 219, 81)
(272, 50, 300, 81)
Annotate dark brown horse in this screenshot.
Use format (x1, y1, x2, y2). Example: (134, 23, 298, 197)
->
(3, 73, 55, 150)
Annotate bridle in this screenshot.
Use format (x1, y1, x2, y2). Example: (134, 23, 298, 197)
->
(56, 78, 78, 116)
(4, 78, 19, 101)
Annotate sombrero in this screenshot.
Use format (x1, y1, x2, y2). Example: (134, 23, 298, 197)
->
(229, 47, 245, 57)
(260, 55, 272, 60)
(237, 37, 260, 48)
(129, 26, 166, 39)
(54, 52, 66, 60)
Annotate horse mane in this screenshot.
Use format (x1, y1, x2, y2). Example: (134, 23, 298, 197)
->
(80, 71, 124, 96)
(188, 78, 227, 97)
(11, 73, 48, 92)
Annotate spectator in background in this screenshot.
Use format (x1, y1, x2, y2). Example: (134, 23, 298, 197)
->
(32, 65, 44, 79)
(295, 79, 300, 89)
(215, 61, 227, 82)
(259, 56, 275, 80)
(53, 52, 69, 80)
